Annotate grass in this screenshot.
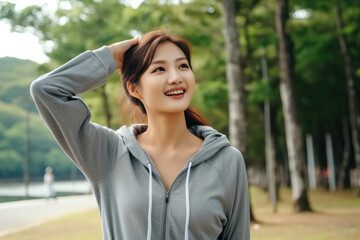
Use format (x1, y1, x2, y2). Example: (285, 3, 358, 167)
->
(1, 210, 102, 240)
(1, 187, 360, 240)
(0, 196, 41, 203)
(250, 187, 360, 240)
(0, 192, 87, 203)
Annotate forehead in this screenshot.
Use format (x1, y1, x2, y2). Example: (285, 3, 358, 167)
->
(152, 41, 186, 61)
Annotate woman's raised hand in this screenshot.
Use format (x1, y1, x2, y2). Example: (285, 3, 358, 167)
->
(109, 37, 139, 70)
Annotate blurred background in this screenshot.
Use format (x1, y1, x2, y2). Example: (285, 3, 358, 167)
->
(0, 0, 359, 239)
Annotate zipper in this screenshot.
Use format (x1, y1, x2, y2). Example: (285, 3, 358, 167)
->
(162, 192, 169, 240)
(147, 162, 192, 240)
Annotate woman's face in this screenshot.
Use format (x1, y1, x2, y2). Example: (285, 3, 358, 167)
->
(134, 41, 195, 115)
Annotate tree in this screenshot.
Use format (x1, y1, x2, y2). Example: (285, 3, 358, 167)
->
(221, 0, 256, 221)
(334, 0, 360, 195)
(221, 0, 247, 156)
(261, 54, 278, 212)
(275, 0, 311, 211)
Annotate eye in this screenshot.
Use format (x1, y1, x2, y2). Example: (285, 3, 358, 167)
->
(179, 63, 189, 69)
(152, 67, 165, 73)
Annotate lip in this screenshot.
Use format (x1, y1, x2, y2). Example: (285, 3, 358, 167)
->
(164, 87, 186, 99)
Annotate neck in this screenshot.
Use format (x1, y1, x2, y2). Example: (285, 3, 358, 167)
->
(142, 111, 190, 150)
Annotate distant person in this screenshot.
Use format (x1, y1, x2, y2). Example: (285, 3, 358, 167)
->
(43, 166, 55, 199)
(31, 30, 250, 239)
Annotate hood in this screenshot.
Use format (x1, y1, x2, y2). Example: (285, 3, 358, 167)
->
(117, 124, 231, 240)
(117, 124, 231, 167)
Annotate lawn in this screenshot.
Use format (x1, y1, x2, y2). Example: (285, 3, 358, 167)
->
(0, 192, 87, 203)
(250, 187, 360, 240)
(1, 186, 359, 240)
(1, 209, 102, 240)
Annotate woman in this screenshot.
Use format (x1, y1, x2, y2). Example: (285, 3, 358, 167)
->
(31, 30, 250, 239)
(43, 166, 55, 199)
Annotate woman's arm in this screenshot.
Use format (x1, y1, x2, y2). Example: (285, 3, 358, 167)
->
(30, 38, 138, 183)
(221, 148, 250, 239)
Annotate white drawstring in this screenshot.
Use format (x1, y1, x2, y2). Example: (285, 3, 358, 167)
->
(147, 163, 153, 240)
(184, 161, 192, 240)
(147, 161, 192, 240)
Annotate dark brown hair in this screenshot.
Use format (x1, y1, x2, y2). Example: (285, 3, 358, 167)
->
(121, 30, 208, 127)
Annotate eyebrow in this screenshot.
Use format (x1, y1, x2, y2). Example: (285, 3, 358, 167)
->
(150, 57, 187, 65)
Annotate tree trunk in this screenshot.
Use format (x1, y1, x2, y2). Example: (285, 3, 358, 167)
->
(338, 117, 351, 189)
(325, 133, 336, 191)
(306, 134, 317, 190)
(261, 54, 277, 212)
(221, 0, 255, 221)
(99, 85, 112, 128)
(221, 0, 247, 156)
(24, 108, 30, 199)
(334, 0, 360, 195)
(275, 0, 312, 211)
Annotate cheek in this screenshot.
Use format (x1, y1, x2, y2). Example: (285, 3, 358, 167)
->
(139, 78, 163, 101)
(187, 74, 196, 95)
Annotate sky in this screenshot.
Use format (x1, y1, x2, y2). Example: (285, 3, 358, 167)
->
(0, 0, 144, 64)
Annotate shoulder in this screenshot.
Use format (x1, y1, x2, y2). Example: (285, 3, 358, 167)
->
(217, 146, 245, 167)
(205, 146, 246, 182)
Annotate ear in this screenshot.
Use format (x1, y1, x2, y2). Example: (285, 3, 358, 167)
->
(126, 82, 142, 100)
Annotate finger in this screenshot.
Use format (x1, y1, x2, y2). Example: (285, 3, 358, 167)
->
(126, 37, 139, 47)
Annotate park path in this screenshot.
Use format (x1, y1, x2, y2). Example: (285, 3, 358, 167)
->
(0, 195, 97, 237)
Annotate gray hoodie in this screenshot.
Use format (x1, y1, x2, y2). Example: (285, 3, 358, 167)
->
(30, 46, 250, 240)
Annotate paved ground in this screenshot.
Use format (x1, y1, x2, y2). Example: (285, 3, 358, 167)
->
(0, 195, 97, 237)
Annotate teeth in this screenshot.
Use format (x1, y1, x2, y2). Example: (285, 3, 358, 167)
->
(165, 90, 185, 96)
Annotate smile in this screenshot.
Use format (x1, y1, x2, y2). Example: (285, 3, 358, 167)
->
(165, 89, 186, 96)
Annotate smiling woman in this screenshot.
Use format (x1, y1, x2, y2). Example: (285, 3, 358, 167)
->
(120, 31, 206, 126)
(30, 29, 250, 240)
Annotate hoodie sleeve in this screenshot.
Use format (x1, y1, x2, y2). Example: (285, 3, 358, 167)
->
(30, 46, 119, 183)
(221, 147, 250, 240)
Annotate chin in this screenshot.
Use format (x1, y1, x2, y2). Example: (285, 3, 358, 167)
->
(159, 104, 190, 114)
(167, 106, 189, 113)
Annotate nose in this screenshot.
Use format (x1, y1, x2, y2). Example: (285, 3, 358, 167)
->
(167, 68, 183, 85)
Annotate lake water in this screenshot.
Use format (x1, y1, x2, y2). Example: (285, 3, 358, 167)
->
(0, 180, 91, 197)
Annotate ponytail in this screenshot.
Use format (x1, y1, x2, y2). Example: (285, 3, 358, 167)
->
(185, 106, 209, 127)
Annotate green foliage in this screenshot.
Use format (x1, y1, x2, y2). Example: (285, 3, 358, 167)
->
(290, 0, 360, 135)
(0, 60, 83, 181)
(4, 122, 25, 154)
(193, 80, 229, 134)
(0, 102, 24, 128)
(0, 2, 54, 39)
(0, 57, 38, 117)
(0, 0, 359, 175)
(0, 57, 38, 81)
(247, 79, 278, 104)
(17, 0, 229, 132)
(0, 149, 23, 178)
(247, 105, 265, 164)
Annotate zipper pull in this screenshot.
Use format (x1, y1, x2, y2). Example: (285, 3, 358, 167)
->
(165, 193, 169, 203)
